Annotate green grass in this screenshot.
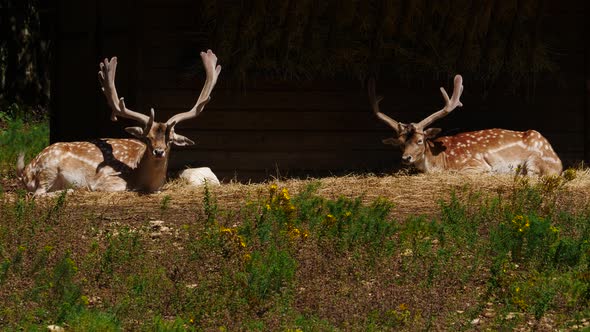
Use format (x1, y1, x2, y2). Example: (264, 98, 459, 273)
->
(0, 103, 49, 176)
(1, 173, 590, 330)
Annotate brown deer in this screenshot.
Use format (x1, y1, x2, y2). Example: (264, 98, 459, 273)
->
(368, 75, 562, 175)
(17, 49, 222, 194)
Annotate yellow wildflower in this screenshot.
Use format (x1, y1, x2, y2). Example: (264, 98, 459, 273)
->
(325, 214, 336, 225)
(220, 226, 234, 235)
(281, 188, 291, 201)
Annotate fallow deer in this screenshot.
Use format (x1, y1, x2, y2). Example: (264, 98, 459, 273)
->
(368, 75, 562, 175)
(17, 49, 222, 194)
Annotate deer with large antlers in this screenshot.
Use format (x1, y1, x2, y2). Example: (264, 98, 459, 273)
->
(17, 50, 222, 194)
(368, 75, 562, 175)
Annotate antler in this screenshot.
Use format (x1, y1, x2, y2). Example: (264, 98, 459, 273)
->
(368, 77, 403, 132)
(415, 75, 464, 129)
(98, 57, 152, 128)
(166, 49, 222, 126)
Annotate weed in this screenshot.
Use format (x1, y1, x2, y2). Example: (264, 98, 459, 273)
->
(160, 195, 171, 210)
(202, 182, 217, 225)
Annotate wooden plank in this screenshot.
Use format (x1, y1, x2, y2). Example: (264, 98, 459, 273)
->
(51, 1, 99, 143)
(167, 130, 393, 151)
(141, 105, 583, 133)
(169, 150, 397, 173)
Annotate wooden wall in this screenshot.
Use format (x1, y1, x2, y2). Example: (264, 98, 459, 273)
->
(51, 0, 589, 182)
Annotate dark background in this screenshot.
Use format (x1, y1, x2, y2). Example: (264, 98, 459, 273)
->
(2, 0, 588, 181)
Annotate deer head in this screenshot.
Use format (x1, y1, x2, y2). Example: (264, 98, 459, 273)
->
(368, 75, 464, 165)
(98, 50, 222, 162)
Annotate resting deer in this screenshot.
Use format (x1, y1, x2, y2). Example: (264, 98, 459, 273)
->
(17, 50, 222, 194)
(368, 75, 562, 175)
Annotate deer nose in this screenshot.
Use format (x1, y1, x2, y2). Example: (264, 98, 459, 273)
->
(401, 155, 413, 163)
(153, 149, 166, 158)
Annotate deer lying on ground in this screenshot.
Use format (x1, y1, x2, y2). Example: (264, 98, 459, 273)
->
(17, 50, 222, 194)
(368, 75, 562, 175)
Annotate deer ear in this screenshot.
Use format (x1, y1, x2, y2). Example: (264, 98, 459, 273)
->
(125, 126, 145, 138)
(170, 133, 195, 146)
(424, 128, 442, 139)
(382, 137, 402, 146)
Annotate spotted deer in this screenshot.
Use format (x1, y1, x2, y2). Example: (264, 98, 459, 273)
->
(17, 49, 222, 194)
(368, 75, 562, 175)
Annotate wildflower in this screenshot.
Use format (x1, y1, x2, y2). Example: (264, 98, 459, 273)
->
(550, 225, 559, 233)
(344, 211, 352, 217)
(220, 226, 235, 235)
(302, 229, 309, 239)
(398, 303, 408, 311)
(265, 203, 271, 211)
(268, 183, 278, 196)
(289, 227, 301, 239)
(280, 188, 291, 201)
(511, 215, 530, 233)
(243, 253, 252, 261)
(287, 224, 308, 242)
(324, 213, 337, 227)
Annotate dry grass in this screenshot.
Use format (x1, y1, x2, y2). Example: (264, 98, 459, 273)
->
(7, 169, 587, 220)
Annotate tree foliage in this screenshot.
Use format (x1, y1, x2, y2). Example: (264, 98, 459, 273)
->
(0, 0, 51, 111)
(197, 0, 554, 89)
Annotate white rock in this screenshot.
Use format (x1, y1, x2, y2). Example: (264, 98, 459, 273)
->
(47, 325, 65, 332)
(178, 167, 220, 186)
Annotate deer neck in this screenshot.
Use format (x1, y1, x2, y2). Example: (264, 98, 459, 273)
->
(130, 150, 169, 192)
(419, 139, 447, 172)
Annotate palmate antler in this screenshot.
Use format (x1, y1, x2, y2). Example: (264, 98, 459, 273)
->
(367, 77, 404, 133)
(98, 50, 222, 135)
(415, 75, 464, 129)
(368, 75, 464, 131)
(166, 49, 222, 127)
(98, 57, 153, 134)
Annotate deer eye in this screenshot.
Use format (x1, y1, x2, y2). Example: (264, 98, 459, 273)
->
(417, 139, 424, 145)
